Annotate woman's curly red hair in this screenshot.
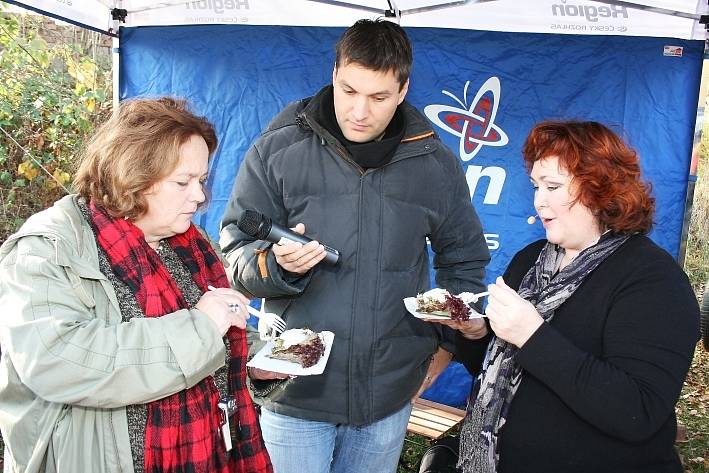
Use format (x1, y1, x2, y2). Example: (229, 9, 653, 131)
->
(522, 121, 654, 234)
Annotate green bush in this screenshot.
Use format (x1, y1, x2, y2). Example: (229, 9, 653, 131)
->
(0, 6, 112, 242)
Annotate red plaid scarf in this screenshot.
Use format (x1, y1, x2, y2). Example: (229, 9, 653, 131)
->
(88, 200, 272, 473)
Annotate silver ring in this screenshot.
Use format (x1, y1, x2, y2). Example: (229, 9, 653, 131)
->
(228, 303, 239, 313)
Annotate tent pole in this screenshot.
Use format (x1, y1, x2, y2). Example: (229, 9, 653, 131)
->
(112, 34, 119, 114)
(678, 42, 708, 267)
(111, 1, 122, 114)
(303, 0, 386, 14)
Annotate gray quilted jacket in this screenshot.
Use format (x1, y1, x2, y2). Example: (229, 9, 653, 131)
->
(220, 87, 489, 425)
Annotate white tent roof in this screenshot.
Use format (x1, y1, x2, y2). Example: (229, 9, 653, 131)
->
(6, 0, 709, 39)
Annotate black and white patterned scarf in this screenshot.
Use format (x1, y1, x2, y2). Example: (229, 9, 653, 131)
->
(458, 232, 630, 473)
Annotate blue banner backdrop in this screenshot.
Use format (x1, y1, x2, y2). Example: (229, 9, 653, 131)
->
(121, 24, 702, 407)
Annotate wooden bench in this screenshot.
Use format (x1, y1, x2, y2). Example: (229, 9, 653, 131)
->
(407, 398, 466, 439)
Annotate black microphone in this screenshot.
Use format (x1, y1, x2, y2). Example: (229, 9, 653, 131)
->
(237, 210, 340, 265)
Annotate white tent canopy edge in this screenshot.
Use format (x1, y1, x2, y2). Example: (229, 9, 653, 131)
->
(4, 0, 709, 39)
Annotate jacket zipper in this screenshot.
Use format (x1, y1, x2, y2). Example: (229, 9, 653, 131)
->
(333, 146, 364, 176)
(347, 176, 366, 423)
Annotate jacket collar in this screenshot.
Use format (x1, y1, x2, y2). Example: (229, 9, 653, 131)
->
(294, 85, 439, 166)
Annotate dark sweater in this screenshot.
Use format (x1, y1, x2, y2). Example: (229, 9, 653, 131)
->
(458, 235, 699, 473)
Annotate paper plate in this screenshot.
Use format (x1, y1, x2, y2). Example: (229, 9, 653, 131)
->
(247, 330, 335, 376)
(404, 288, 485, 320)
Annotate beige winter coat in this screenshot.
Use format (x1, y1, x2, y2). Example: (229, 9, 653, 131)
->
(0, 195, 225, 473)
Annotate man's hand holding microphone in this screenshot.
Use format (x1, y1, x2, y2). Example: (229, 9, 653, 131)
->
(271, 223, 327, 274)
(236, 210, 339, 274)
(236, 210, 339, 380)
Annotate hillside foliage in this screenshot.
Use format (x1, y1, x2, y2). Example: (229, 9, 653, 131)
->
(0, 7, 112, 242)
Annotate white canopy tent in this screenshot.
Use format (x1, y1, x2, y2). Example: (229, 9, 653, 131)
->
(5, 0, 708, 406)
(8, 0, 707, 251)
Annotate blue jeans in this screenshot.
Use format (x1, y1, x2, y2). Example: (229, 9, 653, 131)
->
(259, 404, 412, 473)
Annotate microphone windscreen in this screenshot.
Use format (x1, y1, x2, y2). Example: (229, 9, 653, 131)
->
(237, 210, 271, 240)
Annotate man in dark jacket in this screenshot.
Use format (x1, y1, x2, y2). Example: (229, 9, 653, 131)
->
(220, 19, 490, 473)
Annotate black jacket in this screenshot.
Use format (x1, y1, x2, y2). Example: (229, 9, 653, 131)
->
(220, 87, 490, 425)
(458, 235, 699, 473)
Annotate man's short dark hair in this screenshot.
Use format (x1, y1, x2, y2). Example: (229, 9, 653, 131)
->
(335, 19, 412, 88)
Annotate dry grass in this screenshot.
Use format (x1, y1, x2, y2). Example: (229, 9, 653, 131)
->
(676, 135, 709, 473)
(677, 343, 709, 472)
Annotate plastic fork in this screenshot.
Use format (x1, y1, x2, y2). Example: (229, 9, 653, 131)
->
(255, 299, 279, 341)
(458, 291, 489, 304)
(244, 304, 287, 334)
(207, 286, 287, 334)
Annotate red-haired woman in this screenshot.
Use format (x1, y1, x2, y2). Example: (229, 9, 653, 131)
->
(456, 121, 699, 473)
